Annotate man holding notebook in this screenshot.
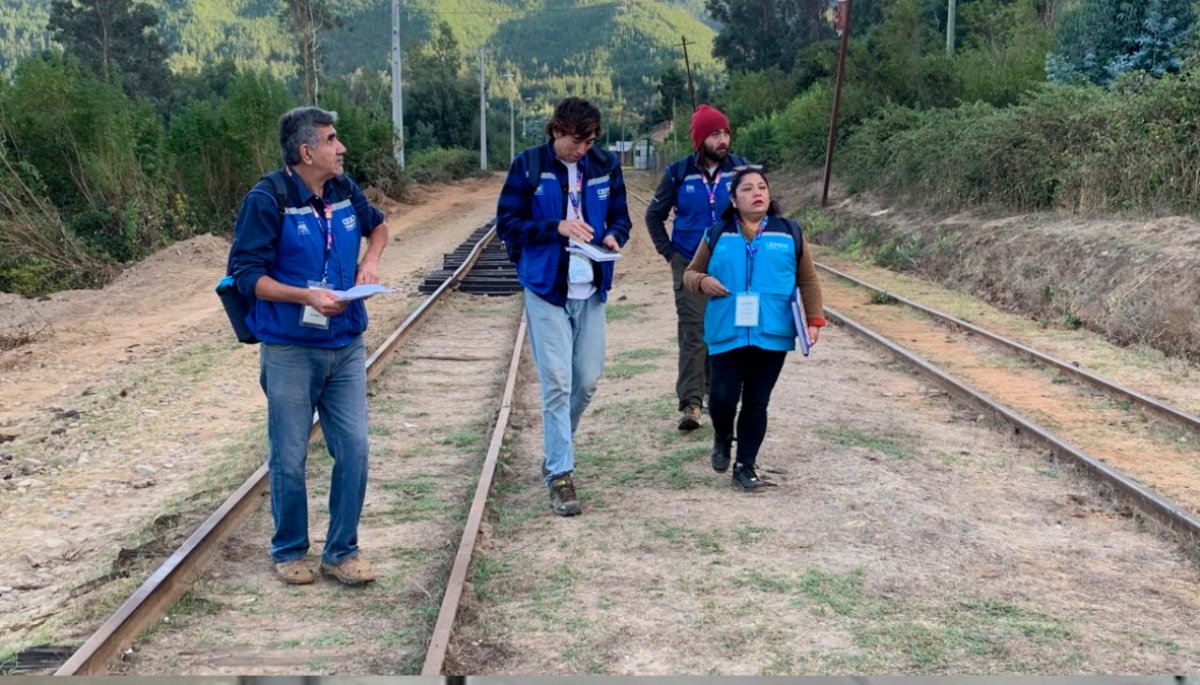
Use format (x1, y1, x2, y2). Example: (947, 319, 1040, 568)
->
(495, 96, 632, 517)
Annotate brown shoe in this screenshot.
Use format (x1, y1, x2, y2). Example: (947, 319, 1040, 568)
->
(549, 474, 582, 516)
(320, 555, 377, 586)
(274, 559, 317, 585)
(678, 404, 702, 431)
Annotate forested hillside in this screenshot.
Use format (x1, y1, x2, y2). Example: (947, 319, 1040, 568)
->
(3, 0, 718, 109)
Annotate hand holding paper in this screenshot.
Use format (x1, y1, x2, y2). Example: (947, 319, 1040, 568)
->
(332, 284, 393, 301)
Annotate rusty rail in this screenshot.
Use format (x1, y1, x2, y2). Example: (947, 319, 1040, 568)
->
(55, 224, 500, 676)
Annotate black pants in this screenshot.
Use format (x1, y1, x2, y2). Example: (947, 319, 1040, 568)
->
(709, 346, 787, 468)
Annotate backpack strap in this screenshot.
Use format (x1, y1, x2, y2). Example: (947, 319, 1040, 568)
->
(524, 147, 542, 197)
(259, 169, 289, 219)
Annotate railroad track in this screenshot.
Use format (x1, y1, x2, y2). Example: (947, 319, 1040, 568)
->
(53, 221, 529, 675)
(624, 178, 1200, 544)
(45, 177, 1200, 676)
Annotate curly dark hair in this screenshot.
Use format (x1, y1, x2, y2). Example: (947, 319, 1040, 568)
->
(544, 96, 603, 140)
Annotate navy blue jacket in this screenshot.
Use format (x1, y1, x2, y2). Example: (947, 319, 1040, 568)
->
(228, 167, 384, 348)
(496, 141, 632, 306)
(644, 152, 753, 261)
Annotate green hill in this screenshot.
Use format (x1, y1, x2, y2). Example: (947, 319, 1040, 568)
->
(3, 0, 719, 116)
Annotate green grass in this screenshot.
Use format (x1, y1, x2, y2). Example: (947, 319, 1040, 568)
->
(595, 395, 677, 422)
(381, 474, 452, 522)
(615, 347, 668, 361)
(606, 302, 651, 322)
(614, 445, 711, 490)
(869, 290, 900, 305)
(649, 520, 725, 554)
(605, 362, 658, 379)
(441, 431, 484, 448)
(819, 424, 912, 460)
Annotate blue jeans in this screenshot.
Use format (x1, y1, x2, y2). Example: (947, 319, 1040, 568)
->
(524, 289, 606, 485)
(260, 336, 369, 565)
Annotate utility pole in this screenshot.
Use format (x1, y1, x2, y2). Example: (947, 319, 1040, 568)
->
(820, 0, 854, 207)
(390, 0, 405, 168)
(502, 72, 515, 161)
(945, 0, 957, 55)
(677, 35, 697, 111)
(479, 48, 487, 171)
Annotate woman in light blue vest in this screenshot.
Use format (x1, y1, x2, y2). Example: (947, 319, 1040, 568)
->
(683, 169, 826, 490)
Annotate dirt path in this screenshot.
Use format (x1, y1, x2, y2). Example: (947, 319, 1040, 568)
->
(0, 175, 502, 660)
(450, 172, 1200, 675)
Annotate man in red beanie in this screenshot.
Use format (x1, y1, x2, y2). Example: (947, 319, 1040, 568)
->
(645, 104, 756, 431)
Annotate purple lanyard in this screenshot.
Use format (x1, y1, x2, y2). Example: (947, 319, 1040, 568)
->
(743, 215, 769, 287)
(311, 201, 333, 283)
(702, 170, 722, 224)
(567, 171, 584, 220)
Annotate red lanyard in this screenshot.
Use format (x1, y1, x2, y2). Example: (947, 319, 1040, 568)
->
(702, 170, 722, 224)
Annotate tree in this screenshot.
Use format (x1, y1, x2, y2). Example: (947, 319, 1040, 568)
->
(47, 0, 170, 102)
(1046, 0, 1195, 85)
(281, 0, 341, 104)
(404, 22, 476, 150)
(705, 0, 835, 73)
(655, 67, 687, 123)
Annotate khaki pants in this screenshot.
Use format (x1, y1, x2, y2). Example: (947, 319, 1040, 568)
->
(671, 252, 708, 410)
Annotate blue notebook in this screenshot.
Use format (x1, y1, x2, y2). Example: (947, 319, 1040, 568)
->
(791, 286, 812, 357)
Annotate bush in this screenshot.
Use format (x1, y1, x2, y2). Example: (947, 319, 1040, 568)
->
(407, 147, 484, 183)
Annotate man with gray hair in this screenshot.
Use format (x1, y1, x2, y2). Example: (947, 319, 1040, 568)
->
(228, 106, 388, 586)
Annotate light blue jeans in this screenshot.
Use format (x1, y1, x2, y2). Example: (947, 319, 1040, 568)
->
(260, 337, 368, 566)
(524, 289, 606, 485)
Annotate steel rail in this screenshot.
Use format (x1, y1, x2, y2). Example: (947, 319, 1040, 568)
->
(55, 224, 500, 676)
(421, 312, 527, 675)
(817, 262, 1200, 432)
(827, 305, 1200, 541)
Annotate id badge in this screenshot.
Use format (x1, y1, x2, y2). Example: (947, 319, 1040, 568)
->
(735, 292, 760, 328)
(301, 280, 332, 329)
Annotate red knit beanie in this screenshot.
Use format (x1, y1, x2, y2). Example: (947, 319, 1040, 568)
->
(690, 104, 730, 150)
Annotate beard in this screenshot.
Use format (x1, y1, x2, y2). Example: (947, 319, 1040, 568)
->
(701, 143, 728, 164)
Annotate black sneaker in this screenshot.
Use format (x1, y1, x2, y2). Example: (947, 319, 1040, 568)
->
(549, 474, 582, 516)
(711, 434, 733, 473)
(732, 463, 770, 491)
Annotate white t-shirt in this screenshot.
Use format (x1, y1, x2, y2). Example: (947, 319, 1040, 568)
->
(564, 161, 597, 300)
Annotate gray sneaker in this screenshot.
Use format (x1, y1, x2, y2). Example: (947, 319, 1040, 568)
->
(549, 474, 582, 516)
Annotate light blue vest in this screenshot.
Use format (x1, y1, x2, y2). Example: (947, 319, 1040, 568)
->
(703, 216, 799, 355)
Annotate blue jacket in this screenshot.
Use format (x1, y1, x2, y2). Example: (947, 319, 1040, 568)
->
(703, 215, 800, 356)
(644, 152, 752, 261)
(229, 168, 384, 348)
(496, 141, 632, 306)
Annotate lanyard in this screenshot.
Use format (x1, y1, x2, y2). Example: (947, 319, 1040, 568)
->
(701, 168, 722, 224)
(312, 201, 333, 283)
(566, 169, 584, 220)
(743, 215, 769, 288)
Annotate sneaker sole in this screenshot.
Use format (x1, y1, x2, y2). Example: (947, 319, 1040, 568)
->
(552, 504, 582, 516)
(678, 418, 701, 431)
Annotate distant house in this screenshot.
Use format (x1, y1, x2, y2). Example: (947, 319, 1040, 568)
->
(650, 119, 673, 143)
(607, 139, 658, 170)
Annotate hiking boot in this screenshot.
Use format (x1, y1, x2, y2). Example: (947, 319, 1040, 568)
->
(320, 554, 377, 586)
(678, 404, 702, 431)
(711, 434, 733, 473)
(549, 474, 582, 516)
(274, 559, 317, 585)
(732, 463, 770, 491)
